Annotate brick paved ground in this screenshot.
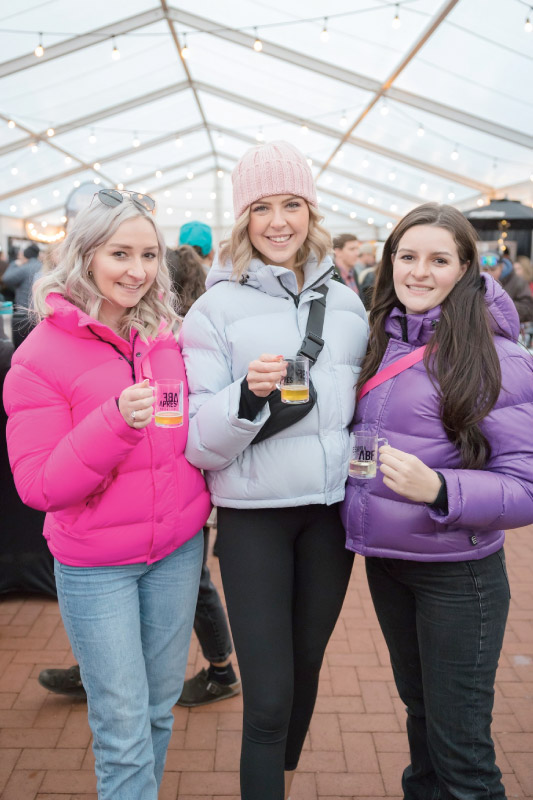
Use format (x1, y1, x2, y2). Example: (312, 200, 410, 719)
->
(1, 526, 532, 799)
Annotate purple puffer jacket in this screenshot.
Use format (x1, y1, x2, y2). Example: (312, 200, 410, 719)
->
(341, 274, 533, 562)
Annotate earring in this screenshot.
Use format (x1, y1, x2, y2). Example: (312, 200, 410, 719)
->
(88, 270, 93, 277)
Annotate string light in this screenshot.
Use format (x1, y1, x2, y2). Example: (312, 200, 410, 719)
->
(525, 10, 533, 32)
(380, 99, 389, 116)
(301, 123, 309, 135)
(419, 182, 427, 192)
(210, 191, 217, 199)
(181, 34, 189, 59)
(155, 169, 162, 178)
(132, 133, 140, 147)
(93, 162, 101, 170)
(367, 197, 375, 205)
(187, 171, 194, 179)
(392, 5, 401, 28)
(339, 111, 348, 130)
(30, 198, 38, 206)
(185, 210, 192, 218)
(175, 136, 182, 147)
(65, 155, 72, 164)
(125, 166, 133, 175)
(349, 211, 357, 219)
(388, 169, 396, 181)
(530, 173, 533, 182)
(450, 146, 459, 161)
(89, 129, 97, 144)
(216, 131, 224, 144)
(224, 211, 231, 219)
(30, 142, 39, 153)
(256, 127, 265, 142)
(386, 222, 393, 229)
(52, 189, 60, 197)
(320, 17, 330, 42)
(306, 157, 313, 166)
(331, 204, 339, 211)
(390, 203, 398, 212)
(73, 180, 80, 187)
(362, 158, 369, 168)
(46, 128, 54, 137)
(7, 120, 15, 129)
(185, 191, 193, 200)
(367, 217, 374, 225)
(206, 211, 213, 219)
(164, 190, 171, 197)
(253, 28, 263, 51)
(10, 204, 17, 212)
(117, 183, 124, 190)
(166, 207, 173, 215)
(25, 223, 66, 244)
(417, 124, 425, 137)
(94, 177, 101, 184)
(477, 198, 484, 206)
(34, 33, 44, 57)
(217, 169, 224, 178)
(447, 190, 455, 200)
(111, 36, 120, 60)
(346, 187, 353, 195)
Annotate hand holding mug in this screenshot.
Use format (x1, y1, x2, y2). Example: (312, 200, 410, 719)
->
(247, 354, 286, 397)
(378, 445, 442, 503)
(119, 379, 154, 429)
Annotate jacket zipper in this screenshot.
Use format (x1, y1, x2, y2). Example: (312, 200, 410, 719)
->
(88, 327, 139, 383)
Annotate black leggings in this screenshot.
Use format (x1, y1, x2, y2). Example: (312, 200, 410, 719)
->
(216, 504, 354, 800)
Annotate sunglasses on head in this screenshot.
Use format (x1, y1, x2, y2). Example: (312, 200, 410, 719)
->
(95, 189, 156, 214)
(479, 254, 500, 269)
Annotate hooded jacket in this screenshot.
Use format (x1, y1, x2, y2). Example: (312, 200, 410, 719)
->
(341, 275, 533, 561)
(180, 254, 369, 508)
(3, 294, 211, 567)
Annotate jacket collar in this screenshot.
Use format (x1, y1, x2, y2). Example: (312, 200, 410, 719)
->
(206, 253, 334, 299)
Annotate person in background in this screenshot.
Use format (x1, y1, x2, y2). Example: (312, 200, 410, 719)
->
(0, 247, 8, 280)
(358, 243, 379, 310)
(2, 244, 42, 309)
(333, 233, 360, 293)
(342, 203, 533, 800)
(166, 245, 207, 316)
(480, 251, 533, 323)
(179, 220, 214, 274)
(181, 141, 368, 800)
(3, 190, 211, 799)
(513, 254, 533, 294)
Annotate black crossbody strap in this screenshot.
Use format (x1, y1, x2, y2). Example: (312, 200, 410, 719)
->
(297, 284, 328, 364)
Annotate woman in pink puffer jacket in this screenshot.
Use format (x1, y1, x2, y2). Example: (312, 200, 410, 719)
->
(3, 191, 210, 800)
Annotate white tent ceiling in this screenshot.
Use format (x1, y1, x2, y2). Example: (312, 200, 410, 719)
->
(1, 0, 532, 245)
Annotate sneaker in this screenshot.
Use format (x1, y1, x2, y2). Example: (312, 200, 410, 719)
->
(38, 664, 87, 700)
(176, 667, 241, 707)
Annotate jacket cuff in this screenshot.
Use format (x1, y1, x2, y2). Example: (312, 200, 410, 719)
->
(101, 396, 145, 443)
(425, 471, 448, 514)
(238, 377, 272, 421)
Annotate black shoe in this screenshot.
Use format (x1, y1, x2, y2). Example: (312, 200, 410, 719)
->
(38, 664, 87, 699)
(176, 667, 241, 707)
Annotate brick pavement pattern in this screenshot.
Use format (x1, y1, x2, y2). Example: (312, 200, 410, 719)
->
(0, 526, 532, 799)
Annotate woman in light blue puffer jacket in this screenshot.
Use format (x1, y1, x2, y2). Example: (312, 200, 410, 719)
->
(180, 141, 368, 800)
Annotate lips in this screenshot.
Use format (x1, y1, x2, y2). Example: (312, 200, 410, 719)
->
(406, 285, 432, 293)
(266, 234, 292, 244)
(118, 282, 144, 290)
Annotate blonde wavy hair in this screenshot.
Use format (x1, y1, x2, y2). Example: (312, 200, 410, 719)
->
(32, 196, 178, 341)
(219, 202, 331, 281)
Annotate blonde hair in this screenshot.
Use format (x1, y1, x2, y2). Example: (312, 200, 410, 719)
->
(219, 202, 331, 281)
(33, 196, 178, 341)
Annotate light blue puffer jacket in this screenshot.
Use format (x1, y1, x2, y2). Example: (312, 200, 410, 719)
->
(180, 254, 369, 508)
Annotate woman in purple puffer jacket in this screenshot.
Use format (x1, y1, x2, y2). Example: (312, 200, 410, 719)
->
(342, 203, 533, 800)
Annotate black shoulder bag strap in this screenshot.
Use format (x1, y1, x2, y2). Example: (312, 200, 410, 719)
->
(251, 284, 329, 444)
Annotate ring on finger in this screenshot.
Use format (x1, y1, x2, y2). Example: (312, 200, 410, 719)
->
(131, 410, 136, 420)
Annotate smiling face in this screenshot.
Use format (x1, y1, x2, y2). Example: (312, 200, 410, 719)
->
(247, 194, 310, 269)
(90, 216, 159, 329)
(392, 224, 468, 315)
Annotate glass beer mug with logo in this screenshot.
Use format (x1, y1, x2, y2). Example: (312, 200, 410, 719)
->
(349, 431, 388, 479)
(154, 379, 183, 428)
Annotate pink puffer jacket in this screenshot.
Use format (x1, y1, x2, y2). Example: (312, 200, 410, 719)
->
(3, 294, 211, 567)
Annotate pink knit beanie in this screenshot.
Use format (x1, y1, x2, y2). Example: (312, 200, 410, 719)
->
(232, 140, 318, 219)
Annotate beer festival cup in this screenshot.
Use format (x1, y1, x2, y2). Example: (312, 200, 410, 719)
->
(279, 356, 310, 404)
(349, 431, 389, 479)
(154, 379, 184, 428)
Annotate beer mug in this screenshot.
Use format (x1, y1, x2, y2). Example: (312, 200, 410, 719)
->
(279, 356, 310, 404)
(349, 431, 388, 479)
(154, 379, 183, 428)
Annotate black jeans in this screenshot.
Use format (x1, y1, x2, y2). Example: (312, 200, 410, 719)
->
(366, 550, 510, 800)
(193, 527, 233, 664)
(216, 504, 354, 800)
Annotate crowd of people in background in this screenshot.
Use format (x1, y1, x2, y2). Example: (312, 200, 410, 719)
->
(1, 139, 533, 800)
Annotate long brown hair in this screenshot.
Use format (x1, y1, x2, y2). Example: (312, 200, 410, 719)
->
(166, 245, 206, 315)
(358, 203, 502, 469)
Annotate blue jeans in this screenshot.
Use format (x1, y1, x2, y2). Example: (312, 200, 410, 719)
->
(366, 550, 510, 800)
(54, 532, 203, 800)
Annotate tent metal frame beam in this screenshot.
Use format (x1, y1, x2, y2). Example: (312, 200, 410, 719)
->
(195, 81, 492, 193)
(167, 7, 533, 151)
(0, 7, 166, 78)
(0, 81, 190, 159)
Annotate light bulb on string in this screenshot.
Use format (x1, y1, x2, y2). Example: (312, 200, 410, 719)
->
(419, 183, 427, 192)
(477, 198, 484, 206)
(339, 111, 348, 130)
(525, 11, 533, 32)
(10, 204, 17, 212)
(65, 156, 72, 164)
(529, 173, 533, 182)
(117, 183, 124, 190)
(349, 211, 357, 219)
(368, 217, 374, 225)
(216, 131, 224, 145)
(253, 28, 263, 52)
(450, 146, 459, 161)
(392, 5, 401, 28)
(417, 124, 425, 137)
(447, 191, 455, 200)
(132, 133, 140, 147)
(301, 123, 309, 135)
(210, 192, 217, 199)
(181, 34, 189, 59)
(89, 129, 97, 144)
(390, 204, 398, 212)
(217, 169, 224, 178)
(34, 33, 44, 57)
(155, 169, 162, 178)
(306, 157, 313, 167)
(111, 36, 120, 60)
(10, 167, 18, 175)
(256, 127, 265, 142)
(362, 158, 369, 168)
(380, 99, 389, 116)
(386, 222, 393, 229)
(175, 136, 182, 147)
(30, 142, 39, 154)
(320, 17, 330, 42)
(187, 171, 194, 180)
(388, 169, 396, 181)
(7, 119, 15, 129)
(46, 128, 54, 137)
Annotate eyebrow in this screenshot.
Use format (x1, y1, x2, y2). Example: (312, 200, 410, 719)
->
(251, 196, 303, 205)
(107, 243, 158, 249)
(397, 248, 453, 257)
